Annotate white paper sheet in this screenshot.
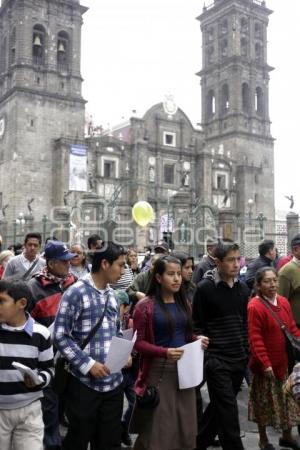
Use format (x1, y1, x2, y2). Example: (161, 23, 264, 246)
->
(12, 362, 43, 385)
(122, 328, 134, 340)
(177, 340, 204, 389)
(105, 331, 137, 373)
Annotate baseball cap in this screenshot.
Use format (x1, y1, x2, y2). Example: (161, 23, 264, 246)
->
(291, 233, 300, 247)
(44, 241, 76, 261)
(154, 241, 169, 253)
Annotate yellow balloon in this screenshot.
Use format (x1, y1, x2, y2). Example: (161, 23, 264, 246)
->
(132, 201, 154, 227)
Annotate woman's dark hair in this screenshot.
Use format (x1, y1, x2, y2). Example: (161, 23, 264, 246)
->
(0, 279, 32, 311)
(87, 234, 102, 250)
(254, 266, 277, 292)
(91, 241, 127, 273)
(172, 252, 195, 297)
(146, 255, 193, 337)
(171, 251, 194, 269)
(13, 243, 23, 255)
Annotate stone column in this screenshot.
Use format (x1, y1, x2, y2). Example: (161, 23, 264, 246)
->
(286, 211, 299, 247)
(0, 220, 8, 249)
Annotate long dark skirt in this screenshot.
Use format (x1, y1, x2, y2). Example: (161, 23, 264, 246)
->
(130, 358, 197, 450)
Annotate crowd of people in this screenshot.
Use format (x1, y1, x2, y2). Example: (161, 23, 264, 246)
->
(1, 232, 300, 450)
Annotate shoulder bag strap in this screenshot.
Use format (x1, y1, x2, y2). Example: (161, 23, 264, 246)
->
(258, 296, 286, 331)
(21, 258, 40, 281)
(80, 295, 110, 350)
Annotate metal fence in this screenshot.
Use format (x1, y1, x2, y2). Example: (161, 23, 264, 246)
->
(0, 217, 290, 261)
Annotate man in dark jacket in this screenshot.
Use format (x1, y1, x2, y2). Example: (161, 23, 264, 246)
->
(28, 240, 77, 450)
(192, 237, 217, 285)
(28, 242, 76, 328)
(193, 240, 249, 450)
(245, 239, 276, 291)
(127, 253, 162, 304)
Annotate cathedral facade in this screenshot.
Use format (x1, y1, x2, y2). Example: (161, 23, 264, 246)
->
(0, 0, 275, 255)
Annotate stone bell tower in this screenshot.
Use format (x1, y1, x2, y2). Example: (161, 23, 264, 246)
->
(0, 0, 87, 222)
(198, 0, 275, 221)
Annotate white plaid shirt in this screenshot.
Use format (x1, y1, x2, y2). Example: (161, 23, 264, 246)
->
(54, 275, 122, 392)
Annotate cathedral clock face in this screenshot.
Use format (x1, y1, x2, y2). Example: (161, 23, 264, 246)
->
(0, 116, 5, 138)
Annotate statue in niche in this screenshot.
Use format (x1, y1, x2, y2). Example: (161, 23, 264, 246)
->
(87, 115, 94, 136)
(1, 203, 8, 218)
(149, 166, 155, 183)
(179, 222, 187, 242)
(181, 171, 190, 187)
(149, 228, 154, 242)
(222, 189, 230, 207)
(179, 222, 187, 243)
(88, 173, 97, 192)
(285, 195, 294, 210)
(63, 191, 72, 207)
(27, 198, 34, 215)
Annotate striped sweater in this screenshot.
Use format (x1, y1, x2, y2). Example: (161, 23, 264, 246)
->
(0, 315, 54, 409)
(192, 268, 249, 362)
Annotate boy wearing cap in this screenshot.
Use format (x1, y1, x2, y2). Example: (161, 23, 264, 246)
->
(278, 234, 300, 328)
(28, 241, 77, 450)
(28, 241, 77, 328)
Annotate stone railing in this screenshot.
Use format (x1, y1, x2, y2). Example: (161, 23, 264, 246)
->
(203, 0, 266, 11)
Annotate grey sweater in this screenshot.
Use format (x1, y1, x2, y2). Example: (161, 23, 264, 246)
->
(3, 254, 45, 280)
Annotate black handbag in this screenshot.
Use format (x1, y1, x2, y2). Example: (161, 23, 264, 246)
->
(259, 297, 300, 374)
(53, 297, 109, 395)
(282, 328, 300, 374)
(136, 385, 160, 409)
(136, 356, 167, 410)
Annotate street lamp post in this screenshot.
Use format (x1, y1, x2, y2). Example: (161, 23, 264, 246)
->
(166, 190, 177, 248)
(42, 214, 48, 244)
(13, 221, 17, 245)
(15, 212, 25, 244)
(247, 199, 254, 225)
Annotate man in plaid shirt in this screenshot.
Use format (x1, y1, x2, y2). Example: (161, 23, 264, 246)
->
(54, 241, 127, 450)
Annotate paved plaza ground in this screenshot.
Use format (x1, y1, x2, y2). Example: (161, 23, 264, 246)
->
(61, 380, 299, 449)
(121, 381, 299, 449)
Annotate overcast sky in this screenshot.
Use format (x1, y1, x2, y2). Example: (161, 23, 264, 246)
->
(81, 0, 299, 214)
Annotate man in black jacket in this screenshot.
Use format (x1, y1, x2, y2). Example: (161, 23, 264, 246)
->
(193, 240, 249, 450)
(245, 239, 276, 291)
(192, 237, 217, 285)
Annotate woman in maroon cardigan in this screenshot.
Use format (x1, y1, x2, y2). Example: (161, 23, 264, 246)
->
(248, 266, 300, 450)
(129, 255, 208, 450)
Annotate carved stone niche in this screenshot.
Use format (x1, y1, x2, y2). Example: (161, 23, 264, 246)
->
(53, 208, 70, 223)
